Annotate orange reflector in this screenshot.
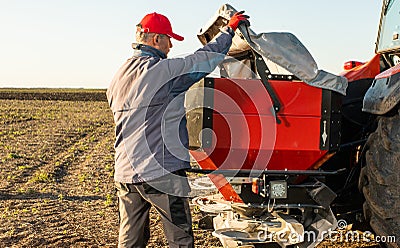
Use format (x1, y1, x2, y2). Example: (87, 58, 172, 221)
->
(344, 61, 365, 70)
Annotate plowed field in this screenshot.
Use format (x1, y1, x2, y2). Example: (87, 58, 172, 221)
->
(0, 89, 380, 247)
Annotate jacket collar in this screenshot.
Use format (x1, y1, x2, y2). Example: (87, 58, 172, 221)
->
(132, 43, 167, 59)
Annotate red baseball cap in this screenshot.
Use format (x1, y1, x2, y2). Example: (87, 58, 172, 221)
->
(138, 12, 184, 41)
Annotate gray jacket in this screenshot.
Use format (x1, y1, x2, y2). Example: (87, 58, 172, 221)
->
(107, 27, 234, 183)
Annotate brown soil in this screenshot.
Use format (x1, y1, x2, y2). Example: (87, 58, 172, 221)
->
(0, 89, 381, 247)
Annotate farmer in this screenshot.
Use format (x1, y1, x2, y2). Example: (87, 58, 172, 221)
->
(107, 11, 249, 248)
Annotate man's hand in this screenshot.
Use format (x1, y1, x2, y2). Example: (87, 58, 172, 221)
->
(227, 11, 250, 31)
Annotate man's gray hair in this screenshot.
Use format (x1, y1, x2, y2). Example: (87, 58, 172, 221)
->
(136, 31, 153, 43)
(136, 24, 167, 43)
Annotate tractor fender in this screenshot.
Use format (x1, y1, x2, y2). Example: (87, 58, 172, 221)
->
(363, 63, 400, 115)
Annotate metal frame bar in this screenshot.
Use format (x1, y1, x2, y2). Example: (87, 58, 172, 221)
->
(187, 168, 346, 177)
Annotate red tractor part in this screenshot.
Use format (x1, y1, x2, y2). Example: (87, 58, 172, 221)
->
(341, 54, 381, 82)
(188, 77, 342, 202)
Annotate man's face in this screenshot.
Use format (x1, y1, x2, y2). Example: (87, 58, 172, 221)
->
(156, 34, 172, 56)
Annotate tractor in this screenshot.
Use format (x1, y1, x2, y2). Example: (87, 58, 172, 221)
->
(185, 1, 399, 247)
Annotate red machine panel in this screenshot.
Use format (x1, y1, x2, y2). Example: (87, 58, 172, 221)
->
(192, 78, 337, 172)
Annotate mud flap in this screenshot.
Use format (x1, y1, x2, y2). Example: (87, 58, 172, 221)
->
(296, 208, 338, 248)
(295, 182, 338, 248)
(307, 182, 337, 209)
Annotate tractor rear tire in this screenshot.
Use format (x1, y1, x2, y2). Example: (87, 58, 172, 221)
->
(359, 108, 400, 248)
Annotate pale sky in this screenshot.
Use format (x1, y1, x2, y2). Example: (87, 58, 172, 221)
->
(0, 0, 382, 88)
